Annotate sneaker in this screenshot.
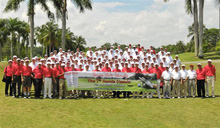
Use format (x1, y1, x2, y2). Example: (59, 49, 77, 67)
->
(93, 96, 96, 99)
(74, 95, 77, 99)
(108, 96, 111, 99)
(12, 96, 15, 98)
(159, 97, 161, 99)
(59, 96, 62, 99)
(24, 96, 26, 99)
(98, 97, 100, 99)
(212, 96, 215, 98)
(5, 94, 8, 97)
(172, 97, 175, 99)
(49, 97, 52, 99)
(28, 96, 31, 99)
(206, 96, 209, 98)
(43, 97, 46, 99)
(19, 96, 22, 98)
(142, 96, 145, 98)
(65, 97, 68, 99)
(193, 96, 195, 98)
(147, 96, 149, 98)
(184, 96, 187, 98)
(178, 97, 180, 99)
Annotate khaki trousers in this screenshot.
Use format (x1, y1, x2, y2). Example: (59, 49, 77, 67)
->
(206, 76, 215, 96)
(163, 81, 171, 97)
(172, 80, 180, 97)
(59, 79, 66, 98)
(180, 80, 188, 97)
(188, 79, 196, 97)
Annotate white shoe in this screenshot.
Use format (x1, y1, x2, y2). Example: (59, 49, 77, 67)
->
(93, 96, 96, 99)
(147, 96, 149, 98)
(59, 96, 62, 99)
(172, 97, 175, 99)
(184, 96, 187, 98)
(193, 96, 195, 98)
(178, 97, 180, 99)
(74, 95, 77, 99)
(65, 97, 68, 99)
(142, 96, 145, 98)
(206, 96, 209, 98)
(212, 96, 215, 98)
(98, 97, 100, 99)
(24, 97, 26, 99)
(28, 96, 31, 99)
(19, 96, 22, 98)
(159, 97, 161, 99)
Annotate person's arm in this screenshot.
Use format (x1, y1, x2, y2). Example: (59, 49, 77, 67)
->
(4, 67, 7, 78)
(21, 73, 23, 82)
(170, 77, 173, 85)
(12, 67, 14, 82)
(43, 75, 45, 83)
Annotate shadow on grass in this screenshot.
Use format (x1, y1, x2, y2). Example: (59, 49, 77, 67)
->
(203, 52, 220, 60)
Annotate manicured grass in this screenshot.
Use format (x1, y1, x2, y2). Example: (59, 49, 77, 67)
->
(0, 61, 220, 128)
(172, 51, 220, 62)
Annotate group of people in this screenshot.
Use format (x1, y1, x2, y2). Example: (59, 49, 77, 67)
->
(3, 44, 216, 99)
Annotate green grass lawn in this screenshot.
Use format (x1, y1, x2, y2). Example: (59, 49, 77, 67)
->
(0, 60, 220, 127)
(172, 51, 220, 62)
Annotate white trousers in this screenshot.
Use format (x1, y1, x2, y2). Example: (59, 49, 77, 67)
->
(206, 76, 215, 96)
(157, 79, 161, 97)
(44, 78, 52, 98)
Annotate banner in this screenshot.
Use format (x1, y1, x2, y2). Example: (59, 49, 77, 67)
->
(64, 71, 157, 92)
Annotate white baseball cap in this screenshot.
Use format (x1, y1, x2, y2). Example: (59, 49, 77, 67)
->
(38, 62, 42, 65)
(208, 59, 212, 62)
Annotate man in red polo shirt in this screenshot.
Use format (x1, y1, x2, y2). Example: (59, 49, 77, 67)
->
(77, 64, 84, 71)
(112, 63, 121, 98)
(32, 62, 43, 98)
(112, 63, 121, 72)
(58, 63, 67, 99)
(196, 63, 206, 98)
(204, 59, 216, 97)
(93, 65, 100, 72)
(133, 62, 142, 73)
(65, 62, 72, 71)
(101, 63, 111, 72)
(142, 64, 150, 74)
(12, 58, 22, 97)
(122, 62, 131, 98)
(152, 63, 162, 98)
(12, 55, 17, 66)
(52, 62, 60, 98)
(43, 62, 56, 99)
(4, 60, 13, 96)
(21, 60, 32, 98)
(158, 62, 165, 73)
(148, 62, 155, 73)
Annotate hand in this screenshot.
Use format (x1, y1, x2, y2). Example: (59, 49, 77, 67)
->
(43, 80, 45, 83)
(54, 80, 57, 84)
(195, 82, 197, 85)
(170, 82, 172, 85)
(21, 78, 23, 82)
(12, 78, 14, 82)
(180, 82, 183, 85)
(214, 78, 216, 81)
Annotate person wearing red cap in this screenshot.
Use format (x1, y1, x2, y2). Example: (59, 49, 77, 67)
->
(150, 46, 156, 55)
(204, 59, 216, 97)
(152, 63, 162, 98)
(58, 64, 67, 99)
(4, 60, 13, 96)
(12, 59, 22, 97)
(133, 63, 142, 73)
(21, 60, 32, 98)
(32, 62, 44, 98)
(171, 66, 181, 99)
(196, 63, 206, 98)
(142, 64, 150, 74)
(187, 65, 197, 98)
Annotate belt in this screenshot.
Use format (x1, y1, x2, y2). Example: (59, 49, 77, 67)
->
(23, 76, 31, 77)
(182, 79, 185, 80)
(189, 79, 195, 80)
(174, 79, 180, 81)
(60, 78, 65, 80)
(164, 79, 171, 81)
(14, 75, 21, 77)
(45, 77, 51, 78)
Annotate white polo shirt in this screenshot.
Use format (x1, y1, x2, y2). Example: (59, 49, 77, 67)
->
(187, 70, 197, 80)
(161, 70, 171, 80)
(171, 70, 181, 80)
(180, 69, 188, 79)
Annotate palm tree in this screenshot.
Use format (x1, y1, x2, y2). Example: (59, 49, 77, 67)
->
(198, 0, 204, 58)
(51, 0, 92, 51)
(0, 19, 9, 61)
(75, 36, 87, 51)
(4, 0, 54, 58)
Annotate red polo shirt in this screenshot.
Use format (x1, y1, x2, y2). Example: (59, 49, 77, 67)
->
(70, 68, 78, 71)
(204, 65, 216, 76)
(149, 67, 155, 73)
(41, 65, 46, 70)
(77, 68, 84, 71)
(158, 67, 165, 73)
(152, 68, 162, 79)
(53, 67, 60, 78)
(112, 69, 121, 72)
(122, 67, 132, 72)
(12, 61, 17, 66)
(43, 68, 53, 77)
(101, 67, 111, 72)
(32, 66, 43, 79)
(196, 68, 206, 80)
(64, 67, 72, 72)
(142, 69, 150, 74)
(21, 66, 32, 76)
(59, 68, 66, 79)
(13, 64, 22, 76)
(4, 66, 13, 77)
(133, 68, 142, 73)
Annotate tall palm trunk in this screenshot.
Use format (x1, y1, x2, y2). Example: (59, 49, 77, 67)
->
(26, 39, 29, 57)
(30, 14, 34, 59)
(42, 43, 44, 56)
(198, 0, 204, 58)
(18, 35, 20, 57)
(62, 0, 67, 51)
(193, 0, 199, 57)
(49, 41, 52, 54)
(11, 33, 14, 59)
(0, 42, 2, 62)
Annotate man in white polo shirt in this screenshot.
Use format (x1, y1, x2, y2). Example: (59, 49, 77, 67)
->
(161, 65, 172, 98)
(187, 65, 197, 98)
(180, 64, 188, 98)
(171, 66, 181, 99)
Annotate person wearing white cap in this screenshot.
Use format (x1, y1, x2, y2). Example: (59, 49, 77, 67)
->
(166, 52, 173, 64)
(152, 63, 162, 98)
(180, 64, 188, 98)
(52, 62, 60, 98)
(21, 60, 32, 98)
(32, 62, 43, 98)
(58, 63, 67, 99)
(4, 60, 13, 96)
(204, 59, 216, 98)
(43, 62, 56, 99)
(12, 55, 17, 66)
(187, 65, 197, 98)
(171, 66, 181, 99)
(12, 58, 22, 98)
(175, 55, 181, 67)
(161, 65, 172, 98)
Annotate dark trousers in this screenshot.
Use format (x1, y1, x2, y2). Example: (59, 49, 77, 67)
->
(35, 79, 42, 98)
(5, 76, 12, 96)
(12, 75, 21, 97)
(123, 91, 130, 98)
(197, 79, 205, 98)
(52, 78, 59, 98)
(113, 91, 120, 98)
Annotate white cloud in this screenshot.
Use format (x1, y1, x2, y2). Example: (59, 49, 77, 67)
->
(0, 0, 219, 48)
